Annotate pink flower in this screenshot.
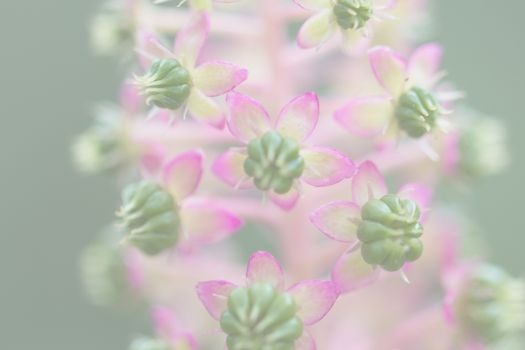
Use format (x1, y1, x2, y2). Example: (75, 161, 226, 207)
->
(212, 91, 356, 210)
(196, 251, 339, 349)
(335, 44, 461, 148)
(119, 150, 243, 254)
(152, 0, 237, 11)
(310, 161, 432, 292)
(295, 0, 396, 50)
(135, 13, 248, 128)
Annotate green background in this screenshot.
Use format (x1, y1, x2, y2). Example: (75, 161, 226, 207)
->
(0, 1, 523, 349)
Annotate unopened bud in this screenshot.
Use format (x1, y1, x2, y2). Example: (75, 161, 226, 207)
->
(455, 265, 525, 344)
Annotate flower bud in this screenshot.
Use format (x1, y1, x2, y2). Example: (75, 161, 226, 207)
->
(220, 283, 303, 350)
(128, 337, 171, 350)
(244, 132, 305, 194)
(395, 86, 440, 138)
(454, 265, 525, 344)
(79, 227, 130, 306)
(117, 181, 181, 255)
(72, 111, 133, 175)
(333, 0, 373, 30)
(458, 118, 509, 178)
(357, 194, 424, 271)
(136, 58, 192, 110)
(90, 6, 133, 56)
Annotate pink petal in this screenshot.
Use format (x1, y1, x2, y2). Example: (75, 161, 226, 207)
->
(269, 188, 300, 211)
(310, 201, 361, 243)
(297, 10, 336, 49)
(275, 92, 319, 142)
(139, 142, 166, 176)
(293, 0, 331, 10)
(120, 82, 142, 115)
(334, 96, 393, 137)
(196, 280, 237, 320)
(152, 306, 197, 349)
(226, 91, 271, 143)
(301, 147, 355, 187)
(162, 150, 204, 201)
(368, 46, 408, 96)
(211, 149, 252, 189)
(174, 13, 210, 67)
(246, 251, 285, 290)
(137, 30, 173, 69)
(287, 280, 338, 325)
(295, 330, 317, 350)
(408, 43, 443, 87)
(397, 183, 433, 211)
(180, 199, 243, 246)
(351, 161, 388, 207)
(331, 244, 380, 294)
(187, 89, 225, 129)
(193, 61, 248, 97)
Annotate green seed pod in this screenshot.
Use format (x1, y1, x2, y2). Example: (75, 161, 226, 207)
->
(244, 132, 305, 194)
(136, 58, 192, 110)
(394, 86, 440, 138)
(455, 265, 525, 344)
(128, 337, 171, 350)
(357, 194, 424, 271)
(333, 0, 373, 30)
(458, 118, 510, 178)
(220, 283, 303, 350)
(117, 180, 181, 255)
(79, 227, 130, 307)
(72, 111, 133, 175)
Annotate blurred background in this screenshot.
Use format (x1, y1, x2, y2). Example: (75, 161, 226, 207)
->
(0, 0, 523, 349)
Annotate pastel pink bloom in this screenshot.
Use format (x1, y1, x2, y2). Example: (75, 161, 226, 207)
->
(136, 13, 248, 128)
(196, 251, 339, 349)
(310, 161, 432, 293)
(334, 43, 460, 142)
(152, 307, 198, 350)
(295, 0, 396, 50)
(212, 91, 356, 210)
(153, 150, 244, 250)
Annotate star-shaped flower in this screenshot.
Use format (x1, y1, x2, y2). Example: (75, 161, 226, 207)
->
(135, 13, 248, 128)
(295, 0, 397, 50)
(334, 43, 461, 153)
(310, 161, 432, 292)
(212, 91, 356, 210)
(118, 150, 243, 255)
(196, 251, 339, 350)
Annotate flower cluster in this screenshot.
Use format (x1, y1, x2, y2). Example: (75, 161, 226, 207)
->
(76, 0, 520, 349)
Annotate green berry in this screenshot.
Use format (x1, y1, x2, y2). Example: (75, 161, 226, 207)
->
(220, 283, 303, 350)
(395, 86, 440, 138)
(117, 180, 181, 255)
(136, 58, 192, 110)
(357, 194, 424, 271)
(244, 132, 305, 194)
(333, 0, 373, 30)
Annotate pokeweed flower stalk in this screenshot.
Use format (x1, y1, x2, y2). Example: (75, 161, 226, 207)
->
(76, 0, 519, 349)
